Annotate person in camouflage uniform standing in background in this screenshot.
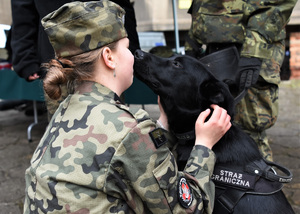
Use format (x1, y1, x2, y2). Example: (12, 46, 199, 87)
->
(23, 1, 232, 213)
(185, 0, 297, 161)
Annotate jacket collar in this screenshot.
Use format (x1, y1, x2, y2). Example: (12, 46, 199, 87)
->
(75, 81, 123, 102)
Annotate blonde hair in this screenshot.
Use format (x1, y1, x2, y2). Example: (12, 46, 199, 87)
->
(43, 42, 117, 100)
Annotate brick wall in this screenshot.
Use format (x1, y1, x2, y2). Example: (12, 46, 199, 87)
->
(290, 32, 300, 79)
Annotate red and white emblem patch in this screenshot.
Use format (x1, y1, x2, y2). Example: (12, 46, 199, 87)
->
(178, 176, 193, 208)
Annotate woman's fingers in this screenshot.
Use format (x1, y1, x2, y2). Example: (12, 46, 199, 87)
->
(196, 108, 211, 125)
(210, 104, 231, 124)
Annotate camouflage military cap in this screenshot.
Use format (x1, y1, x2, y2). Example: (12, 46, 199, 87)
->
(41, 0, 127, 58)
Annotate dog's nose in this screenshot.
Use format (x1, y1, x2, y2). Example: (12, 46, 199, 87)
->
(134, 49, 144, 59)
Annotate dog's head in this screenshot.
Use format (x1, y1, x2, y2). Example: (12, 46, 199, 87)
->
(134, 50, 235, 135)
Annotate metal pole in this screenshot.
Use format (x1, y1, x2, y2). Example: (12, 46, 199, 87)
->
(27, 100, 38, 142)
(172, 0, 180, 54)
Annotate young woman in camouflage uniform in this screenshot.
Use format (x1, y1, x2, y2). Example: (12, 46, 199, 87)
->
(23, 1, 232, 213)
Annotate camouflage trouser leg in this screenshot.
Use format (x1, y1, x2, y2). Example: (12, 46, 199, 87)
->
(44, 84, 69, 121)
(234, 79, 279, 161)
(234, 65, 283, 162)
(234, 41, 284, 162)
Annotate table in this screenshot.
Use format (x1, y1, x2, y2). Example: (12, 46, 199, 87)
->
(0, 68, 45, 142)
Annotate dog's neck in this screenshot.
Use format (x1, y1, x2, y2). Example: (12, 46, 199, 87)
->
(166, 107, 200, 134)
(213, 125, 261, 165)
(170, 116, 262, 165)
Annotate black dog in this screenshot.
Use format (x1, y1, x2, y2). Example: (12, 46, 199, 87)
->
(133, 50, 294, 214)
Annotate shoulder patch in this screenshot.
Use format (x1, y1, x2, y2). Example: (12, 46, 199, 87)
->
(178, 176, 193, 208)
(149, 128, 167, 148)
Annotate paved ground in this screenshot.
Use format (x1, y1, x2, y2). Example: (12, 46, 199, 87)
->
(0, 79, 299, 214)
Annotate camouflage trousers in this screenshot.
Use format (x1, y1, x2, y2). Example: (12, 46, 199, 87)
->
(234, 56, 282, 162)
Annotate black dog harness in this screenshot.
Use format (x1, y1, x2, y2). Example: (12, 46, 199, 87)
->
(212, 159, 293, 213)
(173, 129, 293, 213)
(173, 128, 293, 213)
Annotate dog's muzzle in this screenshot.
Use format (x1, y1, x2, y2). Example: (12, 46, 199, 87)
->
(134, 49, 144, 60)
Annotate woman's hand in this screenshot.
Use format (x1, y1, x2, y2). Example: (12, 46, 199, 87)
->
(157, 96, 169, 130)
(195, 105, 231, 149)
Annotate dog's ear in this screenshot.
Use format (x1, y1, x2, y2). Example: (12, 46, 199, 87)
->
(199, 80, 235, 118)
(200, 80, 225, 104)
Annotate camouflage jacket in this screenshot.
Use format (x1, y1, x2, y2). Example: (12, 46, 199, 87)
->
(186, 0, 297, 60)
(24, 81, 217, 214)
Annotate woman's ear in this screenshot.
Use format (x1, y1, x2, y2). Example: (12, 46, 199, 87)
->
(101, 47, 115, 69)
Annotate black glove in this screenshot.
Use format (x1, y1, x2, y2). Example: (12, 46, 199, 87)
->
(236, 57, 262, 91)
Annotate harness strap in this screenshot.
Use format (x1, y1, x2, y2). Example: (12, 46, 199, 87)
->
(232, 68, 257, 105)
(245, 159, 293, 183)
(214, 188, 246, 214)
(233, 88, 247, 106)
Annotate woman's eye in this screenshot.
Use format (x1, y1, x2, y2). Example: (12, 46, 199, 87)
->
(172, 61, 182, 68)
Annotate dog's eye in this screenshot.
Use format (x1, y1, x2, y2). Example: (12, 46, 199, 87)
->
(172, 61, 182, 68)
